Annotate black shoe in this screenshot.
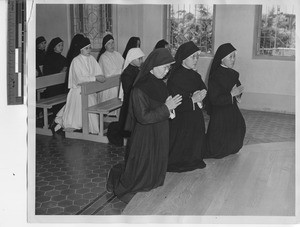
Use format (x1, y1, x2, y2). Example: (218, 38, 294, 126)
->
(49, 121, 56, 135)
(73, 129, 82, 133)
(49, 121, 65, 138)
(56, 128, 65, 138)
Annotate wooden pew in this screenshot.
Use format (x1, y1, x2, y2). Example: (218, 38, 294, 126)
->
(65, 75, 122, 143)
(36, 72, 67, 135)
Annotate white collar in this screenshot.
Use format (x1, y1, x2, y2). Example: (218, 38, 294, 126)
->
(221, 64, 229, 68)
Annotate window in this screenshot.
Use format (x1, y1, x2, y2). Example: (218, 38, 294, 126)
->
(254, 4, 295, 60)
(167, 4, 215, 56)
(70, 4, 113, 50)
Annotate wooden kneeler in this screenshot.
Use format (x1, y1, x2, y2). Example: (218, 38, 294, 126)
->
(36, 72, 67, 135)
(65, 75, 122, 143)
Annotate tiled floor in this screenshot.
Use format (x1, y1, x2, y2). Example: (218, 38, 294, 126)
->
(35, 109, 295, 215)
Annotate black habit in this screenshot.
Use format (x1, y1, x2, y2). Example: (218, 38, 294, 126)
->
(108, 74, 170, 203)
(107, 48, 174, 203)
(43, 52, 67, 76)
(36, 49, 46, 77)
(204, 66, 246, 159)
(167, 65, 207, 172)
(119, 64, 140, 136)
(107, 64, 139, 147)
(42, 52, 67, 98)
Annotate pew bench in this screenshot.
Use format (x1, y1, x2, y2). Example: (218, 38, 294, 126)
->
(65, 74, 122, 143)
(86, 97, 122, 139)
(36, 72, 67, 135)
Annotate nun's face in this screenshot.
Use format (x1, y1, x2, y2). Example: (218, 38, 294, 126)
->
(105, 40, 115, 52)
(152, 63, 171, 79)
(222, 51, 236, 68)
(182, 51, 200, 70)
(131, 57, 143, 67)
(54, 42, 64, 54)
(80, 44, 92, 56)
(38, 41, 47, 51)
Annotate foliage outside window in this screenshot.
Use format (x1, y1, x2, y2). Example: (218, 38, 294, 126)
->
(167, 4, 214, 56)
(70, 4, 113, 50)
(255, 4, 295, 59)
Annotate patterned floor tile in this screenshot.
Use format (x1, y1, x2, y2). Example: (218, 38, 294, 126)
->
(35, 110, 295, 215)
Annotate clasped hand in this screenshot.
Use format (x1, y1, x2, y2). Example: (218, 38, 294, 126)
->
(95, 75, 106, 83)
(230, 84, 244, 97)
(192, 89, 207, 103)
(165, 94, 182, 111)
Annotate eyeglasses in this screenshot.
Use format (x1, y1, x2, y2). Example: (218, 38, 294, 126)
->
(190, 53, 200, 60)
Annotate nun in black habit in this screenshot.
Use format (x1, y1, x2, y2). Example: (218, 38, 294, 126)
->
(204, 43, 246, 159)
(154, 39, 169, 49)
(43, 37, 67, 76)
(167, 41, 207, 172)
(106, 48, 182, 203)
(107, 48, 145, 147)
(41, 37, 67, 120)
(42, 37, 67, 99)
(36, 36, 47, 77)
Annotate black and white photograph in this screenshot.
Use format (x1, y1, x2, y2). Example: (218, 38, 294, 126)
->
(0, 0, 299, 226)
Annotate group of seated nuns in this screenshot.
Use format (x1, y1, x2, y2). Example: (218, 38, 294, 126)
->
(37, 33, 246, 203)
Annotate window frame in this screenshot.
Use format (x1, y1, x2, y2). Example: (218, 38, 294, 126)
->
(253, 5, 295, 61)
(69, 4, 117, 53)
(165, 4, 216, 57)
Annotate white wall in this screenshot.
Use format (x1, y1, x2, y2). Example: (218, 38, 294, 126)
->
(141, 4, 165, 55)
(36, 4, 70, 57)
(197, 5, 295, 114)
(115, 4, 165, 56)
(114, 4, 142, 55)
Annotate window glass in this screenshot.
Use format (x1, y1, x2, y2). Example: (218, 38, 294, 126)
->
(71, 4, 113, 50)
(255, 4, 295, 59)
(167, 4, 215, 56)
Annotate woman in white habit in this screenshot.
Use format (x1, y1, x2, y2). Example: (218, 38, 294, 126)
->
(96, 34, 124, 104)
(54, 37, 105, 134)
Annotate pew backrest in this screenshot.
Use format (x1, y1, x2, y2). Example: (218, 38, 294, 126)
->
(36, 72, 67, 90)
(79, 74, 120, 95)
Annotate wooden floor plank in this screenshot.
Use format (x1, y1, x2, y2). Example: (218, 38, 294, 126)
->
(123, 142, 295, 216)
